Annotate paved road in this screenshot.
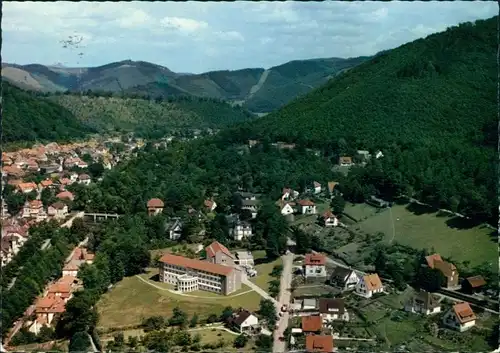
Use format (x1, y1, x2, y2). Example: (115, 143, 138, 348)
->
(242, 278, 278, 305)
(61, 211, 84, 228)
(273, 251, 294, 353)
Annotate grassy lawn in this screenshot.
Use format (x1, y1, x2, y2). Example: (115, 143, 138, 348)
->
(344, 203, 380, 221)
(250, 250, 282, 292)
(353, 204, 495, 267)
(97, 270, 262, 330)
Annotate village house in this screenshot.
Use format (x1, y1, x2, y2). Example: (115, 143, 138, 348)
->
(313, 181, 322, 194)
(17, 182, 37, 194)
(462, 275, 487, 294)
(327, 181, 339, 195)
(30, 296, 66, 334)
(237, 191, 260, 201)
(39, 179, 54, 190)
(1, 200, 10, 219)
(279, 201, 296, 216)
(1, 241, 14, 267)
(241, 199, 260, 218)
(62, 247, 95, 276)
(357, 150, 371, 161)
(355, 273, 384, 298)
(21, 200, 43, 218)
(425, 253, 459, 289)
(159, 253, 242, 295)
(302, 315, 323, 334)
(304, 253, 327, 279)
(375, 150, 384, 159)
(204, 199, 217, 212)
(405, 290, 441, 315)
(147, 198, 164, 216)
(321, 210, 338, 227)
(228, 308, 260, 333)
(78, 174, 91, 185)
(231, 220, 253, 241)
(442, 302, 476, 332)
(205, 241, 236, 266)
(56, 190, 75, 201)
(305, 335, 334, 353)
(319, 298, 350, 322)
(36, 209, 48, 222)
(282, 188, 299, 201)
(298, 199, 317, 215)
(165, 217, 183, 240)
(234, 251, 255, 267)
(338, 156, 353, 167)
(330, 267, 359, 291)
(48, 202, 68, 219)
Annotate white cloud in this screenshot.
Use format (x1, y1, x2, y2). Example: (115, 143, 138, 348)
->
(159, 17, 209, 33)
(116, 10, 152, 29)
(215, 31, 244, 42)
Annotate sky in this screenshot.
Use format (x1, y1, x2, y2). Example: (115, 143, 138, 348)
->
(3, 1, 498, 74)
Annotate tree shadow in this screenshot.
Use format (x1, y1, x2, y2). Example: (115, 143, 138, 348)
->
(489, 230, 498, 243)
(149, 273, 160, 282)
(405, 202, 435, 215)
(255, 257, 272, 266)
(445, 216, 483, 230)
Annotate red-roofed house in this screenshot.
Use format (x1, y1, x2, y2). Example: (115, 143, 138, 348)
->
(21, 200, 44, 218)
(205, 241, 235, 265)
(302, 315, 323, 333)
(56, 191, 74, 201)
(147, 198, 164, 216)
(305, 335, 334, 353)
(304, 253, 327, 278)
(297, 199, 316, 214)
(425, 253, 459, 289)
(442, 302, 476, 332)
(17, 182, 37, 194)
(78, 174, 91, 185)
(321, 210, 338, 227)
(48, 202, 68, 219)
(204, 199, 217, 212)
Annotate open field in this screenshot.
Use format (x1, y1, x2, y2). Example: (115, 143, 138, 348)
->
(97, 269, 262, 330)
(250, 250, 282, 291)
(346, 203, 495, 267)
(344, 203, 381, 222)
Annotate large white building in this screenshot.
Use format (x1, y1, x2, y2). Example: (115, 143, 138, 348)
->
(159, 253, 242, 295)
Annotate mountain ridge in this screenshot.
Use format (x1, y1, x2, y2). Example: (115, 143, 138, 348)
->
(2, 56, 371, 112)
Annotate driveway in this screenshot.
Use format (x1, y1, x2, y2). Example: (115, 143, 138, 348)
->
(273, 251, 294, 353)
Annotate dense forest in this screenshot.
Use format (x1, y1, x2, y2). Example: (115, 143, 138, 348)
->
(2, 82, 95, 143)
(47, 92, 255, 139)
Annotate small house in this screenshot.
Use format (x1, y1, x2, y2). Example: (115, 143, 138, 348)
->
(204, 199, 217, 212)
(302, 298, 318, 310)
(442, 302, 476, 332)
(304, 253, 327, 279)
(147, 198, 164, 216)
(338, 156, 353, 167)
(241, 199, 259, 218)
(48, 202, 69, 220)
(321, 210, 338, 227)
(279, 201, 295, 216)
(462, 275, 486, 294)
(235, 251, 254, 267)
(231, 220, 253, 241)
(78, 174, 91, 185)
(229, 309, 259, 333)
(318, 298, 349, 322)
(327, 181, 339, 195)
(301, 315, 323, 334)
(282, 188, 299, 201)
(17, 182, 37, 194)
(165, 217, 182, 240)
(355, 273, 383, 298)
(313, 181, 322, 194)
(404, 290, 441, 315)
(305, 335, 334, 353)
(56, 191, 75, 201)
(330, 267, 359, 291)
(298, 199, 317, 215)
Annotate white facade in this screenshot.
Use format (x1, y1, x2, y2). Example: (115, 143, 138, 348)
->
(300, 205, 317, 215)
(176, 274, 199, 292)
(169, 221, 183, 240)
(233, 222, 252, 241)
(324, 216, 338, 227)
(442, 309, 476, 332)
(355, 276, 383, 298)
(281, 203, 294, 215)
(239, 314, 259, 332)
(48, 205, 68, 219)
(322, 310, 350, 323)
(305, 264, 327, 278)
(405, 303, 441, 316)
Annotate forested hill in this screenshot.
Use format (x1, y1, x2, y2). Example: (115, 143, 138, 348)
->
(2, 82, 95, 144)
(48, 93, 255, 139)
(227, 16, 497, 221)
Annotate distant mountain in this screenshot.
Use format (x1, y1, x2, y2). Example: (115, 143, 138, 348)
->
(2, 56, 370, 113)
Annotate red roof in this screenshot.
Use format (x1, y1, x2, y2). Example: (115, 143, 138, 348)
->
(322, 210, 336, 220)
(306, 335, 334, 353)
(56, 191, 74, 200)
(302, 315, 323, 332)
(205, 241, 234, 259)
(147, 198, 164, 208)
(305, 253, 326, 266)
(159, 253, 234, 276)
(30, 200, 43, 209)
(204, 199, 215, 209)
(298, 199, 315, 206)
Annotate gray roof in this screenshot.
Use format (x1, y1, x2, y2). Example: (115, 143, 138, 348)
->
(303, 298, 317, 307)
(241, 199, 260, 207)
(236, 251, 254, 260)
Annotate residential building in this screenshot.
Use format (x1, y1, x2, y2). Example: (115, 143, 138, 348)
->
(304, 253, 327, 278)
(357, 150, 371, 161)
(279, 201, 295, 216)
(425, 253, 459, 289)
(147, 198, 164, 216)
(1, 200, 10, 219)
(204, 199, 217, 212)
(237, 191, 260, 200)
(442, 302, 476, 332)
(282, 188, 299, 201)
(228, 309, 259, 333)
(375, 150, 384, 159)
(302, 315, 323, 334)
(241, 199, 259, 218)
(321, 210, 338, 227)
(62, 247, 95, 276)
(313, 181, 322, 194)
(48, 202, 68, 219)
(319, 298, 349, 322)
(159, 253, 242, 295)
(231, 220, 253, 241)
(39, 179, 54, 190)
(298, 199, 317, 214)
(56, 190, 74, 201)
(305, 335, 334, 353)
(404, 290, 441, 315)
(355, 273, 384, 298)
(302, 298, 318, 310)
(327, 181, 339, 195)
(462, 275, 487, 294)
(21, 200, 43, 218)
(205, 241, 235, 265)
(166, 217, 183, 240)
(17, 182, 37, 194)
(78, 174, 91, 185)
(234, 251, 254, 267)
(338, 156, 353, 167)
(31, 296, 66, 330)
